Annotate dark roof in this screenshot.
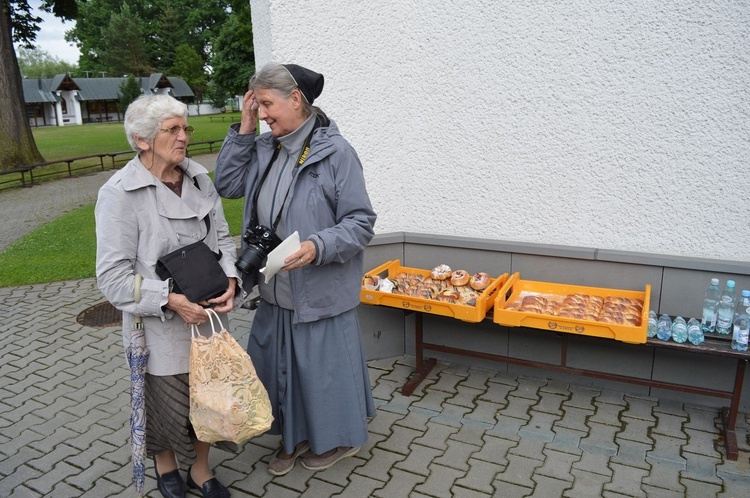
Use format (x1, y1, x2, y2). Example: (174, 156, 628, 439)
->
(49, 74, 68, 90)
(22, 74, 194, 104)
(76, 78, 131, 100)
(21, 79, 59, 104)
(166, 77, 194, 98)
(148, 73, 170, 91)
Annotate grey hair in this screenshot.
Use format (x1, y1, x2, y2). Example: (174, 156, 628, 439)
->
(124, 94, 188, 152)
(249, 63, 323, 119)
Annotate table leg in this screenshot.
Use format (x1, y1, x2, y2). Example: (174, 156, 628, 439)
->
(720, 358, 746, 461)
(402, 312, 436, 396)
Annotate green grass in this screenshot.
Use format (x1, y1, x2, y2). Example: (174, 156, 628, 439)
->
(32, 112, 241, 162)
(0, 204, 98, 287)
(0, 115, 246, 287)
(0, 173, 245, 288)
(222, 197, 244, 236)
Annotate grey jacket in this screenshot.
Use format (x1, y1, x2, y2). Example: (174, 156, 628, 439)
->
(95, 156, 238, 375)
(214, 118, 376, 323)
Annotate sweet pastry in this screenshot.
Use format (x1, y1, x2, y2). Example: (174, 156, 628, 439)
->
(589, 295, 605, 307)
(519, 303, 543, 313)
(469, 272, 491, 291)
(416, 288, 434, 300)
(543, 303, 559, 315)
(362, 275, 381, 290)
(623, 313, 641, 325)
(599, 314, 625, 324)
(456, 286, 480, 306)
(522, 295, 548, 307)
(437, 289, 460, 302)
(558, 310, 584, 319)
(431, 264, 452, 281)
(450, 270, 470, 286)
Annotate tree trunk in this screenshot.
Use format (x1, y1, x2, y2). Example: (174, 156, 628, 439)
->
(0, 9, 45, 171)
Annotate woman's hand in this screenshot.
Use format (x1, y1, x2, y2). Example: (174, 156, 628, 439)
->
(282, 240, 317, 271)
(166, 293, 209, 325)
(239, 90, 258, 135)
(203, 277, 237, 313)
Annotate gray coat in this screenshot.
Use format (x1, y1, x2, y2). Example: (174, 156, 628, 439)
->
(214, 119, 376, 323)
(95, 156, 239, 375)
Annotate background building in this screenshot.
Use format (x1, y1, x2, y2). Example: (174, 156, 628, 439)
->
(22, 73, 194, 127)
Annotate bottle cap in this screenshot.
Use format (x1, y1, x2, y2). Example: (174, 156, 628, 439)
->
(743, 290, 750, 297)
(728, 280, 736, 288)
(711, 278, 719, 285)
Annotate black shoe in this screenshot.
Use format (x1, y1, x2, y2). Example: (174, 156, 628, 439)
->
(187, 466, 231, 498)
(154, 458, 186, 498)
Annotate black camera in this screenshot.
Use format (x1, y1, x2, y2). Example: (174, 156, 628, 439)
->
(236, 224, 282, 274)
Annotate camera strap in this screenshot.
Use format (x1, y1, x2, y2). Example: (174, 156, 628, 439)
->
(251, 116, 322, 233)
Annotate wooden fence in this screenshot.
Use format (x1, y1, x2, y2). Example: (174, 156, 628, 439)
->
(0, 139, 225, 191)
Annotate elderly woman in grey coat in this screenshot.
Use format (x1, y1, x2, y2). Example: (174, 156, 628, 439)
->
(214, 63, 376, 476)
(96, 94, 236, 498)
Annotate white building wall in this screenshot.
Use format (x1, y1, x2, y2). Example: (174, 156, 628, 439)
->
(187, 103, 224, 116)
(250, 0, 750, 262)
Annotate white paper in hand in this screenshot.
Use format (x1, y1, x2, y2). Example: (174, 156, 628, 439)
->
(259, 231, 301, 283)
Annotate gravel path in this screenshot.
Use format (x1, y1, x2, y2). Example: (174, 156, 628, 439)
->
(0, 153, 218, 252)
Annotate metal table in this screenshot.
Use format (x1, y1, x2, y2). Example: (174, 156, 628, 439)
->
(402, 310, 749, 460)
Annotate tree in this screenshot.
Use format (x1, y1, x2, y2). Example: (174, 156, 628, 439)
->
(149, 4, 189, 70)
(17, 46, 76, 78)
(118, 74, 142, 114)
(68, 0, 231, 77)
(204, 81, 230, 110)
(64, 0, 125, 74)
(1, 0, 78, 171)
(101, 4, 152, 77)
(169, 44, 207, 103)
(210, 1, 254, 98)
(180, 0, 230, 62)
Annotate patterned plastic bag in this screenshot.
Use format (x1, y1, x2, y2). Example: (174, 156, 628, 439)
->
(189, 309, 273, 444)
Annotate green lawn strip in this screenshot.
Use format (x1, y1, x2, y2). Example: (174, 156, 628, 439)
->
(0, 172, 245, 288)
(0, 204, 98, 287)
(0, 114, 239, 189)
(32, 112, 241, 162)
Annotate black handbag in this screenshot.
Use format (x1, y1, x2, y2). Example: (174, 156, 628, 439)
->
(155, 216, 229, 303)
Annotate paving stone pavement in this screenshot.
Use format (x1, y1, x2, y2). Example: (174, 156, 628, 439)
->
(1, 158, 750, 496)
(0, 278, 749, 497)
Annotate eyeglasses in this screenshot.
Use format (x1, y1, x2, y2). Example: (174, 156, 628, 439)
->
(160, 125, 195, 136)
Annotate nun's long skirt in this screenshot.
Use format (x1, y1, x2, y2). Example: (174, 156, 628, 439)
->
(248, 300, 375, 455)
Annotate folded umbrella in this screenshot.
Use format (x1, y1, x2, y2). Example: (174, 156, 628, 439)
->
(127, 275, 149, 496)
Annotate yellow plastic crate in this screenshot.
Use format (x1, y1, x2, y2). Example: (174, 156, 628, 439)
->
(360, 260, 508, 323)
(493, 272, 651, 344)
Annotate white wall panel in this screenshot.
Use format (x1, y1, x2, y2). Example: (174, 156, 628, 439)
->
(250, 0, 750, 261)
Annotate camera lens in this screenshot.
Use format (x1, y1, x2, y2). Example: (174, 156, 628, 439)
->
(235, 244, 268, 274)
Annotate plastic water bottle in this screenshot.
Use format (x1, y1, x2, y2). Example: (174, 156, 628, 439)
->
(657, 314, 673, 341)
(716, 280, 737, 335)
(732, 290, 750, 351)
(671, 316, 688, 343)
(701, 278, 721, 333)
(687, 318, 704, 345)
(647, 310, 658, 338)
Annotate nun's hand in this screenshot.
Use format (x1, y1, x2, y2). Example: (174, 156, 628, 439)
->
(282, 240, 317, 271)
(239, 90, 258, 135)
